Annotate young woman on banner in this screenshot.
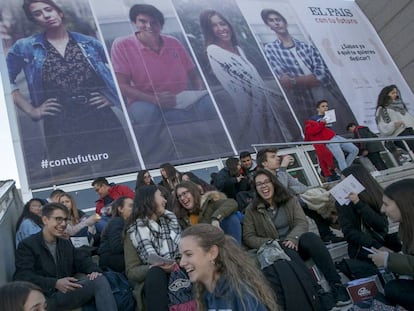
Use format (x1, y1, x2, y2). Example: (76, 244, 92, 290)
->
(199, 9, 297, 149)
(375, 84, 414, 152)
(179, 223, 278, 311)
(369, 179, 414, 310)
(6, 0, 136, 186)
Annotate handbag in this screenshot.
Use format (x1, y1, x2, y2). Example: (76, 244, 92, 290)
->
(168, 264, 197, 311)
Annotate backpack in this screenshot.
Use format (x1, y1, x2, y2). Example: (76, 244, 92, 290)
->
(103, 270, 136, 311)
(168, 265, 197, 311)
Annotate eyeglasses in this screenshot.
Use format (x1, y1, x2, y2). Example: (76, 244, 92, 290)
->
(49, 216, 68, 224)
(177, 190, 190, 200)
(255, 180, 272, 188)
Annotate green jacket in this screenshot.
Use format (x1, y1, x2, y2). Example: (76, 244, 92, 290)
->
(177, 191, 238, 229)
(124, 235, 149, 311)
(388, 229, 414, 276)
(243, 196, 309, 250)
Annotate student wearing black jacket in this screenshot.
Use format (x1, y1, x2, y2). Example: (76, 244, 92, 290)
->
(346, 122, 388, 171)
(14, 203, 117, 311)
(98, 196, 133, 272)
(337, 165, 401, 261)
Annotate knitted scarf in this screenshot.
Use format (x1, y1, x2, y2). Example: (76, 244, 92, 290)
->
(377, 99, 408, 124)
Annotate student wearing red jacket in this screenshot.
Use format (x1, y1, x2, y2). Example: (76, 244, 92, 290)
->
(305, 100, 358, 172)
(92, 177, 134, 233)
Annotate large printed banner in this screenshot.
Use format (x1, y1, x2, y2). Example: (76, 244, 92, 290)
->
(0, 0, 412, 189)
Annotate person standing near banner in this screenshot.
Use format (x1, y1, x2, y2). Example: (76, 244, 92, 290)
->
(375, 84, 414, 153)
(260, 8, 356, 132)
(6, 0, 136, 185)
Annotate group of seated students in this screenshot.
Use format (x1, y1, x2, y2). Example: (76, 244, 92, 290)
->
(8, 148, 414, 311)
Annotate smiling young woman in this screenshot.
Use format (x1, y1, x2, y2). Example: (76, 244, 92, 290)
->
(173, 181, 242, 243)
(243, 169, 351, 308)
(368, 179, 414, 310)
(179, 224, 278, 311)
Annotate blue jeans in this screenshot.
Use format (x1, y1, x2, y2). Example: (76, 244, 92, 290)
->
(95, 216, 110, 234)
(326, 135, 358, 171)
(220, 213, 242, 244)
(127, 94, 216, 125)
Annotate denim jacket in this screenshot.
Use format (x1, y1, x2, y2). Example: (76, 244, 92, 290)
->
(6, 31, 120, 107)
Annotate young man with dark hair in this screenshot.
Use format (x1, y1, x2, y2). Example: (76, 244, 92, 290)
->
(214, 157, 249, 199)
(14, 203, 117, 311)
(256, 148, 344, 243)
(92, 177, 134, 234)
(92, 177, 134, 216)
(49, 189, 64, 203)
(305, 100, 358, 172)
(346, 122, 388, 171)
(239, 151, 257, 180)
(261, 9, 356, 130)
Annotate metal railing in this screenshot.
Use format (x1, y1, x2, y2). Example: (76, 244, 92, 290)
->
(252, 136, 414, 187)
(252, 135, 414, 161)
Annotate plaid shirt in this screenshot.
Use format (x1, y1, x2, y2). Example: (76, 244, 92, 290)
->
(264, 37, 331, 86)
(128, 210, 181, 264)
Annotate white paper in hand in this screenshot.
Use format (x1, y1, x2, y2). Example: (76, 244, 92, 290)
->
(324, 109, 336, 123)
(329, 174, 365, 205)
(147, 253, 175, 266)
(70, 237, 89, 248)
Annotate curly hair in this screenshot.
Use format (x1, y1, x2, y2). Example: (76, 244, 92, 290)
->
(376, 84, 398, 109)
(16, 198, 44, 231)
(181, 224, 278, 311)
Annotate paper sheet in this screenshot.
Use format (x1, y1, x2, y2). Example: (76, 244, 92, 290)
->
(329, 174, 365, 205)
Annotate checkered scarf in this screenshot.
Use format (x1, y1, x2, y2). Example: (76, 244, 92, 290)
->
(127, 210, 181, 264)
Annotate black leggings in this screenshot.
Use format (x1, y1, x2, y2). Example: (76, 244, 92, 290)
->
(144, 266, 169, 311)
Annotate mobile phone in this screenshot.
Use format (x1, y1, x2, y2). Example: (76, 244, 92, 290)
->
(362, 246, 376, 254)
